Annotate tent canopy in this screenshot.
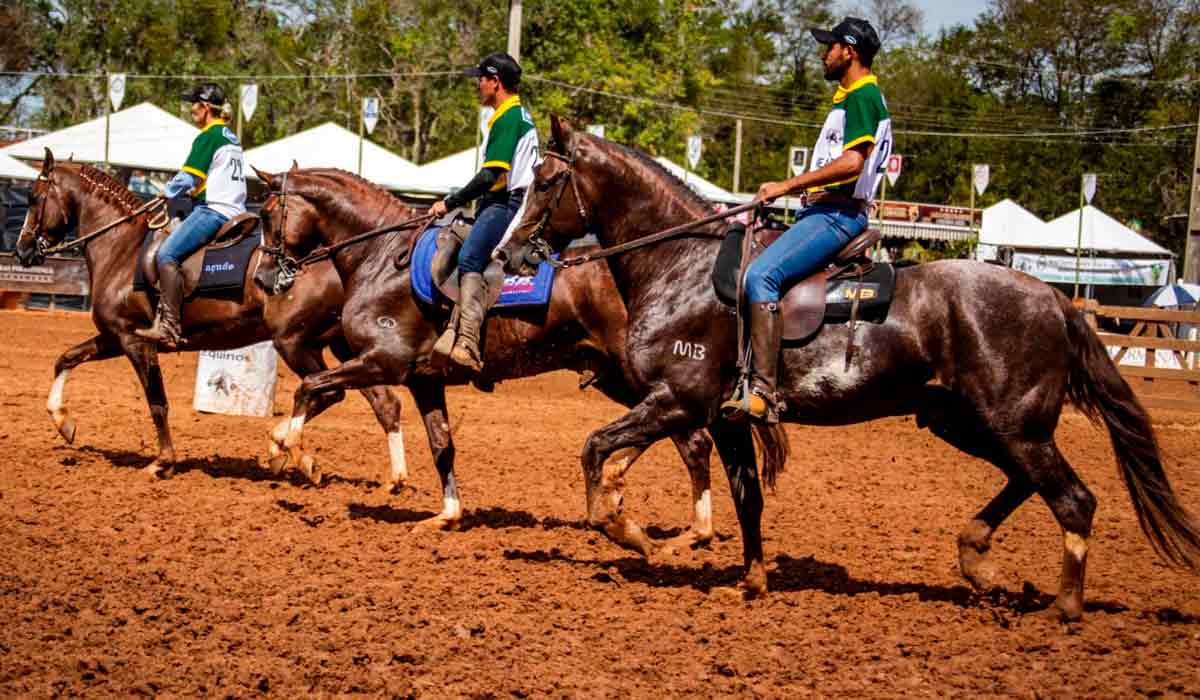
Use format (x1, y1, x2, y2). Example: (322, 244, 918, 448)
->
(979, 199, 1048, 249)
(1044, 205, 1171, 256)
(2, 103, 198, 173)
(244, 123, 424, 192)
(0, 152, 39, 181)
(653, 157, 738, 204)
(411, 148, 481, 196)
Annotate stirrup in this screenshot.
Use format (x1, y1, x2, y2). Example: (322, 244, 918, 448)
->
(720, 377, 777, 423)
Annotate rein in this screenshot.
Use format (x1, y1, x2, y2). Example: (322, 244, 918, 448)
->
(524, 147, 759, 269)
(25, 170, 168, 257)
(294, 212, 437, 268)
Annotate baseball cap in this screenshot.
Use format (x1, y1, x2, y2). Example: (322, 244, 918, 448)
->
(810, 17, 881, 62)
(179, 82, 226, 106)
(464, 52, 522, 88)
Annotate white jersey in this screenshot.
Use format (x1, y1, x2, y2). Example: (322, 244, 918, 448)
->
(182, 121, 247, 219)
(809, 75, 892, 202)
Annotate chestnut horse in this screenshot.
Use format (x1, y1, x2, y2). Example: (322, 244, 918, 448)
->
(494, 116, 1200, 620)
(253, 167, 721, 543)
(14, 150, 408, 485)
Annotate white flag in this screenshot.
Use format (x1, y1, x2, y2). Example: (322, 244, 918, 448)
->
(973, 164, 990, 196)
(686, 135, 703, 169)
(789, 146, 809, 177)
(586, 124, 605, 138)
(240, 84, 258, 122)
(362, 97, 380, 135)
(1082, 173, 1097, 203)
(108, 74, 126, 111)
(885, 154, 903, 186)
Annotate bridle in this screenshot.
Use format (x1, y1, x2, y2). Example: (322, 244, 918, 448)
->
(257, 171, 301, 294)
(21, 171, 66, 260)
(522, 145, 590, 269)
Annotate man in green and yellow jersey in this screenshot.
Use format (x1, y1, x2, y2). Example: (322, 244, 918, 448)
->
(429, 52, 539, 372)
(722, 17, 891, 423)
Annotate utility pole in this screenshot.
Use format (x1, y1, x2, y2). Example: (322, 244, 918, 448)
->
(507, 0, 523, 62)
(732, 119, 743, 193)
(1184, 104, 1200, 283)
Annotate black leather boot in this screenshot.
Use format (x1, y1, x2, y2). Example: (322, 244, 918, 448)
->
(450, 271, 489, 372)
(135, 261, 185, 348)
(720, 302, 782, 423)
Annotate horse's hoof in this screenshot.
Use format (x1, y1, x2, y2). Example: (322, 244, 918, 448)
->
(267, 453, 290, 474)
(411, 515, 461, 533)
(142, 462, 173, 480)
(299, 454, 321, 487)
(57, 417, 77, 444)
(710, 585, 751, 602)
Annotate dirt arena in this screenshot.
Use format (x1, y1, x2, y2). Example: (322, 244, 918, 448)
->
(2, 309, 1199, 698)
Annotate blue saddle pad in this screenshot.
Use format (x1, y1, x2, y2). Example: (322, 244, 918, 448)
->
(410, 226, 558, 308)
(133, 230, 258, 299)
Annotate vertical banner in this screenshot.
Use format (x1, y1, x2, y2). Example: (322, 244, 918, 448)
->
(108, 74, 126, 111)
(240, 84, 258, 122)
(885, 154, 903, 186)
(193, 341, 279, 417)
(789, 146, 809, 176)
(1083, 173, 1097, 203)
(973, 164, 990, 196)
(686, 135, 703, 169)
(362, 97, 380, 135)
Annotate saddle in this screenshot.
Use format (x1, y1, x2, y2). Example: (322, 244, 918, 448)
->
(428, 217, 505, 308)
(140, 212, 259, 297)
(712, 220, 887, 342)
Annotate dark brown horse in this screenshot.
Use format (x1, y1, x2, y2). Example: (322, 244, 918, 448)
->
(252, 166, 718, 543)
(14, 150, 409, 487)
(495, 116, 1200, 620)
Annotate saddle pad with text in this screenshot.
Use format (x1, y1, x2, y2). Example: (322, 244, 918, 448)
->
(133, 230, 257, 298)
(410, 226, 558, 308)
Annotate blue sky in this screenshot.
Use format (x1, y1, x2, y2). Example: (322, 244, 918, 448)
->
(914, 0, 991, 33)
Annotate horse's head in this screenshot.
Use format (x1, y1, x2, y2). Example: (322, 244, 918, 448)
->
(254, 164, 319, 295)
(496, 115, 604, 276)
(15, 149, 76, 267)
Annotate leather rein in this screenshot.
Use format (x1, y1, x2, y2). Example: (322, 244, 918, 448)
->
(522, 146, 760, 270)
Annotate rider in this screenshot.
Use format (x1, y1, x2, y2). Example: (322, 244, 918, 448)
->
(721, 17, 891, 423)
(136, 82, 247, 347)
(428, 52, 539, 372)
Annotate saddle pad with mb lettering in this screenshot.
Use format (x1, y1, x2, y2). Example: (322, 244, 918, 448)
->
(410, 226, 558, 308)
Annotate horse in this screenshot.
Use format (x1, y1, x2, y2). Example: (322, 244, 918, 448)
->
(493, 116, 1200, 620)
(14, 149, 409, 487)
(252, 166, 720, 542)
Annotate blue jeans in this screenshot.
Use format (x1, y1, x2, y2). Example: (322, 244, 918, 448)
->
(744, 204, 868, 304)
(458, 189, 525, 275)
(157, 205, 228, 265)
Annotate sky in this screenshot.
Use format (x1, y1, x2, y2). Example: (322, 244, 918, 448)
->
(913, 0, 991, 33)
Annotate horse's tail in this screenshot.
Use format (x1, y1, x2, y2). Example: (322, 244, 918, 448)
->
(752, 423, 789, 490)
(1059, 293, 1200, 571)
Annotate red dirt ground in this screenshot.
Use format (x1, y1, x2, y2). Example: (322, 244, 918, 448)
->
(2, 309, 1200, 698)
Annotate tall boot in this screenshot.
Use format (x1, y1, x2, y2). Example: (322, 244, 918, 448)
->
(720, 302, 782, 423)
(449, 271, 489, 372)
(135, 261, 185, 348)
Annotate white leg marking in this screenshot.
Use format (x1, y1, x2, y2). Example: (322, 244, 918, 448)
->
(47, 369, 70, 415)
(1064, 532, 1088, 559)
(442, 494, 462, 519)
(271, 419, 289, 444)
(284, 412, 306, 448)
(387, 431, 409, 483)
(694, 489, 713, 532)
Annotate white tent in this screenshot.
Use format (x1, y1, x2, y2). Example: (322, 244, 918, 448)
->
(1044, 205, 1171, 255)
(0, 152, 38, 181)
(412, 148, 481, 196)
(1, 103, 198, 172)
(244, 123, 424, 192)
(654, 157, 739, 204)
(979, 199, 1049, 249)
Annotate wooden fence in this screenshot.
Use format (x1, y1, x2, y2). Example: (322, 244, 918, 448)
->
(1080, 299, 1200, 411)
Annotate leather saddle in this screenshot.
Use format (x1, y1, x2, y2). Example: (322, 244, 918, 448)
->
(141, 212, 259, 296)
(716, 222, 881, 341)
(428, 216, 505, 308)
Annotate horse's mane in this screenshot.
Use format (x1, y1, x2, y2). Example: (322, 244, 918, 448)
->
(290, 168, 409, 225)
(71, 163, 147, 214)
(600, 138, 713, 213)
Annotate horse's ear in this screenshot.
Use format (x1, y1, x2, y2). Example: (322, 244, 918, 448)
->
(290, 159, 299, 172)
(253, 166, 276, 188)
(41, 148, 54, 175)
(550, 115, 574, 155)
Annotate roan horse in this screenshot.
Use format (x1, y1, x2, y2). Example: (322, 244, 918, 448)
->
(495, 116, 1200, 620)
(253, 166, 732, 542)
(14, 150, 409, 486)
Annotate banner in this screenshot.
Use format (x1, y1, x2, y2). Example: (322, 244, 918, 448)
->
(973, 164, 989, 196)
(108, 74, 126, 111)
(1011, 252, 1171, 287)
(362, 97, 380, 135)
(686, 135, 703, 169)
(1082, 173, 1097, 203)
(194, 341, 279, 417)
(789, 146, 809, 176)
(876, 200, 981, 228)
(885, 154, 902, 186)
(0, 254, 90, 295)
(240, 84, 258, 122)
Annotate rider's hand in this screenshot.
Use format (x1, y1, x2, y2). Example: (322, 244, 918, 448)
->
(756, 181, 786, 204)
(429, 200, 449, 218)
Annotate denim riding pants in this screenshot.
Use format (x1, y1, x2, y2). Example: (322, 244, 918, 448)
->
(457, 189, 526, 275)
(157, 205, 229, 265)
(744, 204, 869, 304)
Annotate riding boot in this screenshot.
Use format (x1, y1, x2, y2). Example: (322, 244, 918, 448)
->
(449, 271, 489, 372)
(720, 302, 782, 423)
(135, 261, 185, 348)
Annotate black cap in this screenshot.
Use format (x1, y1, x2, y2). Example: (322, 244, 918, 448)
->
(810, 17, 881, 62)
(464, 52, 522, 89)
(179, 82, 226, 106)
